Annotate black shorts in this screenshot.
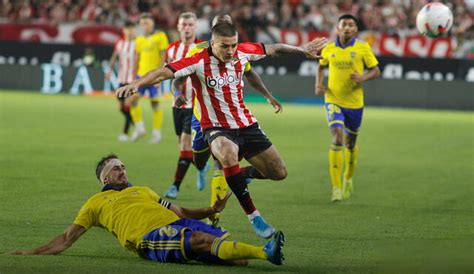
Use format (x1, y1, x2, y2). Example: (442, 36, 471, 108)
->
(173, 107, 193, 136)
(203, 123, 273, 160)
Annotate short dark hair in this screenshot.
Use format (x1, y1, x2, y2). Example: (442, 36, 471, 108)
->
(338, 14, 358, 25)
(95, 154, 119, 182)
(124, 20, 135, 28)
(211, 23, 237, 37)
(211, 14, 233, 27)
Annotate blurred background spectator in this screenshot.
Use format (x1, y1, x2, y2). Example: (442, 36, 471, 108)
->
(1, 0, 473, 56)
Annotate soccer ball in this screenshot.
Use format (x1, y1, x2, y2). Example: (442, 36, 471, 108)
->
(416, 3, 453, 38)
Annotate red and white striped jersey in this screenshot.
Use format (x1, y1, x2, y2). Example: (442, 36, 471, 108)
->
(165, 39, 203, 109)
(114, 39, 136, 84)
(166, 42, 267, 129)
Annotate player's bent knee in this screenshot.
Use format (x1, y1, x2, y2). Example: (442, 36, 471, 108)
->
(273, 166, 288, 180)
(219, 156, 239, 167)
(265, 161, 287, 180)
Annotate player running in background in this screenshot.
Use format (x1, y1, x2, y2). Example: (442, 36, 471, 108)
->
(175, 15, 283, 227)
(116, 23, 327, 239)
(163, 12, 207, 198)
(105, 21, 137, 141)
(129, 13, 169, 143)
(315, 14, 380, 202)
(10, 155, 285, 266)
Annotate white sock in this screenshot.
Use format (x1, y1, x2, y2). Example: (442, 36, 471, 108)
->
(247, 210, 261, 221)
(135, 121, 145, 132)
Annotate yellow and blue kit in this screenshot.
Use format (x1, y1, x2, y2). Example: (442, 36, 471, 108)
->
(319, 37, 378, 133)
(74, 185, 228, 263)
(135, 31, 169, 98)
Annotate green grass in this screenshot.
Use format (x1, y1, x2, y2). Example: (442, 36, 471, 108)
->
(0, 91, 473, 273)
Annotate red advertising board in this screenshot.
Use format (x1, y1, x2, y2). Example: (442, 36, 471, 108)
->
(0, 23, 457, 58)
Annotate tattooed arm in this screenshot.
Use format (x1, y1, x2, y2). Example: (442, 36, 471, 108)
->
(264, 37, 328, 59)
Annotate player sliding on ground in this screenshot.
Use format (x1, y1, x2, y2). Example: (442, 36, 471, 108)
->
(116, 22, 327, 239)
(315, 14, 380, 202)
(9, 155, 285, 266)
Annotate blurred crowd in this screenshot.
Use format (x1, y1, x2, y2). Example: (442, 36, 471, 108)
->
(1, 0, 473, 40)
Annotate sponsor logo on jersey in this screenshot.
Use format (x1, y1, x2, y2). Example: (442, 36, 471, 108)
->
(206, 72, 242, 88)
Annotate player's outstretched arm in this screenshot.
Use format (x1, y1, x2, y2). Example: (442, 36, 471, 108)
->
(170, 193, 232, 220)
(264, 37, 328, 59)
(9, 224, 86, 255)
(244, 69, 282, 113)
(116, 67, 175, 98)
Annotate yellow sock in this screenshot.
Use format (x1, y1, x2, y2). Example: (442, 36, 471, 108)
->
(152, 109, 163, 130)
(329, 144, 343, 189)
(344, 145, 359, 181)
(130, 104, 143, 123)
(211, 238, 267, 260)
(210, 172, 228, 206)
(209, 171, 227, 222)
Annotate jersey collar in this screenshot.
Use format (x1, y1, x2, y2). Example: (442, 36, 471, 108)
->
(101, 182, 133, 192)
(336, 37, 356, 48)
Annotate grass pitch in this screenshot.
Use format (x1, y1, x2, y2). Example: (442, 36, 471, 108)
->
(0, 91, 473, 273)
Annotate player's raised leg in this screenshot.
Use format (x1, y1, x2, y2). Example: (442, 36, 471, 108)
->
(245, 145, 287, 181)
(190, 119, 226, 224)
(209, 133, 275, 239)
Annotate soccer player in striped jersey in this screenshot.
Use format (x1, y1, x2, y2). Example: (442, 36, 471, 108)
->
(10, 155, 285, 266)
(163, 12, 206, 197)
(129, 13, 169, 143)
(105, 21, 137, 141)
(117, 23, 327, 239)
(315, 14, 380, 202)
(174, 15, 283, 227)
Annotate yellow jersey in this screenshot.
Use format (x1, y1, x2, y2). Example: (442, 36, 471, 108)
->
(73, 186, 180, 252)
(186, 41, 252, 120)
(135, 31, 169, 76)
(319, 38, 378, 109)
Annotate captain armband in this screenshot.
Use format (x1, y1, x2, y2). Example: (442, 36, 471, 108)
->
(158, 198, 172, 209)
